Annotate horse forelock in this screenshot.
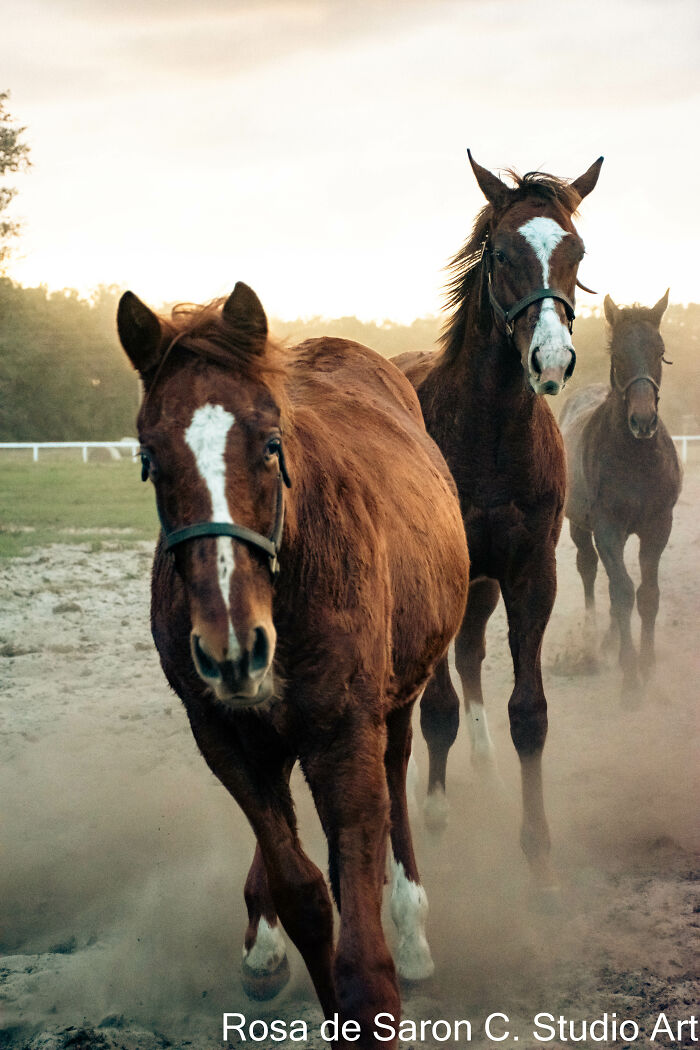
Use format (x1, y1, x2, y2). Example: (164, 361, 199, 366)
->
(607, 304, 665, 342)
(137, 299, 290, 428)
(441, 170, 582, 363)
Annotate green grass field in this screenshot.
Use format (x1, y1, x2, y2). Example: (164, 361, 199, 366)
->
(0, 456, 159, 558)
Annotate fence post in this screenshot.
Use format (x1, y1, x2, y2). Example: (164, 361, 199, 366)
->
(33, 445, 38, 463)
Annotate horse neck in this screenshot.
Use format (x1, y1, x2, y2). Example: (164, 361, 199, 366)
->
(448, 323, 537, 433)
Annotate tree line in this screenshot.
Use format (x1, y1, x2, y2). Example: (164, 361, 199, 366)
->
(1, 278, 698, 442)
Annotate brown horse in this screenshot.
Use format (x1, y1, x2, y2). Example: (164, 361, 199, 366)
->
(117, 283, 468, 1047)
(394, 152, 603, 894)
(560, 292, 681, 703)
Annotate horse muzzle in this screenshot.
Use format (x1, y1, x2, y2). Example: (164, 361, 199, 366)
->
(527, 334, 576, 396)
(628, 411, 658, 440)
(190, 625, 276, 707)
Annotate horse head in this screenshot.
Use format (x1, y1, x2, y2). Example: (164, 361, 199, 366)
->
(604, 290, 670, 439)
(118, 282, 289, 708)
(468, 150, 603, 396)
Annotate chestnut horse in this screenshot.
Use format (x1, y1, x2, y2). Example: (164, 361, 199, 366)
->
(117, 283, 468, 1047)
(560, 292, 681, 703)
(394, 152, 603, 893)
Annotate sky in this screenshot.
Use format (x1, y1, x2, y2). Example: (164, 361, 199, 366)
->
(2, 0, 699, 322)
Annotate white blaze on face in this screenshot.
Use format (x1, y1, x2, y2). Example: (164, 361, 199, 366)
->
(184, 403, 238, 654)
(518, 216, 574, 380)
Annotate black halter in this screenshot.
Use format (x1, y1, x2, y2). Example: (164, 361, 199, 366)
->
(481, 236, 577, 340)
(142, 442, 292, 580)
(612, 369, 660, 402)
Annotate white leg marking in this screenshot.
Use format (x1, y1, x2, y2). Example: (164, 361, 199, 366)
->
(466, 702, 496, 764)
(184, 403, 238, 645)
(518, 216, 574, 375)
(390, 858, 434, 980)
(242, 916, 287, 974)
(447, 641, 496, 765)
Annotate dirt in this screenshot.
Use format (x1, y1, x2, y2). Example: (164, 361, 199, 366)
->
(1, 468, 698, 1050)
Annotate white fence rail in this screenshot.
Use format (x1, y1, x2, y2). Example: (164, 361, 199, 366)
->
(1, 436, 699, 464)
(0, 441, 139, 463)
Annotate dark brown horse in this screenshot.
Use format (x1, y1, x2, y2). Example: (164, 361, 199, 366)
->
(394, 152, 603, 894)
(117, 283, 468, 1047)
(560, 292, 681, 703)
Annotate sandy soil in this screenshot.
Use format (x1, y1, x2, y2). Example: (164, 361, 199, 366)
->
(1, 468, 698, 1050)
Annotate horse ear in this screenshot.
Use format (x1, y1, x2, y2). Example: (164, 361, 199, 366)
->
(570, 157, 604, 203)
(649, 288, 670, 327)
(222, 282, 268, 350)
(603, 294, 620, 328)
(467, 149, 511, 210)
(117, 291, 163, 374)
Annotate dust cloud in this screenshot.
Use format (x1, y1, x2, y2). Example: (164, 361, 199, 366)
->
(1, 472, 698, 1049)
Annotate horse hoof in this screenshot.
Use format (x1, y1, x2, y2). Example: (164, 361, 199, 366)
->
(396, 939, 435, 983)
(241, 953, 290, 1001)
(423, 789, 448, 835)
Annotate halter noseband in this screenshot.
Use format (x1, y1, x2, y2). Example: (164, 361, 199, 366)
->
(143, 441, 292, 580)
(481, 234, 576, 338)
(487, 272, 576, 340)
(612, 369, 660, 401)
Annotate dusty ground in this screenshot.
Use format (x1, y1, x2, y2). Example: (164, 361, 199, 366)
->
(1, 467, 698, 1050)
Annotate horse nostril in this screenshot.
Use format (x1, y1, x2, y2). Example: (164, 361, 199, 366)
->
(629, 414, 639, 432)
(532, 349, 542, 376)
(249, 626, 270, 675)
(192, 634, 222, 680)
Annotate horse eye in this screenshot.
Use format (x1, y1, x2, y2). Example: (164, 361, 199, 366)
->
(494, 249, 508, 265)
(140, 454, 150, 482)
(264, 438, 281, 460)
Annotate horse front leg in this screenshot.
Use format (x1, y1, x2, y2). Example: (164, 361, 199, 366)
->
(500, 556, 557, 896)
(305, 716, 399, 1049)
(453, 576, 501, 768)
(185, 709, 337, 1017)
(419, 658, 459, 833)
(570, 521, 598, 644)
(593, 518, 639, 704)
(241, 848, 289, 1000)
(240, 758, 296, 999)
(384, 702, 434, 982)
(637, 516, 672, 684)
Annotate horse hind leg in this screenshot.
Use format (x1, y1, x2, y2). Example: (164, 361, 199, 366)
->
(419, 658, 458, 833)
(241, 843, 290, 1001)
(385, 703, 434, 982)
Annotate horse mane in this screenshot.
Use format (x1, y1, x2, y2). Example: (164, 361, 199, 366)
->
(440, 169, 582, 363)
